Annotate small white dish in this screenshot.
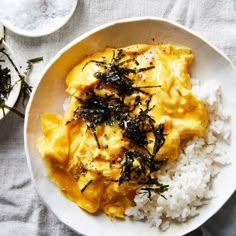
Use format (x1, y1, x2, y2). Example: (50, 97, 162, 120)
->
(0, 40, 21, 120)
(24, 17, 236, 236)
(0, 0, 77, 37)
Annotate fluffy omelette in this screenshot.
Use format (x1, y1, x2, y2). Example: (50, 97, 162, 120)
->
(37, 44, 208, 218)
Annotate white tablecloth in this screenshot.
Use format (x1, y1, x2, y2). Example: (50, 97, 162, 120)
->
(0, 0, 236, 235)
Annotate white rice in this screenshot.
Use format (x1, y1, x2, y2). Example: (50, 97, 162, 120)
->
(63, 96, 71, 112)
(125, 79, 231, 230)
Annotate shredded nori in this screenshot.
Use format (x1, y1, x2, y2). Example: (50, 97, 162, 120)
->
(0, 64, 12, 103)
(68, 48, 168, 198)
(66, 90, 130, 148)
(83, 49, 157, 97)
(0, 39, 43, 118)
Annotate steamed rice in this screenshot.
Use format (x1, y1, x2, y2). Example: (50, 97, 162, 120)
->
(125, 79, 231, 230)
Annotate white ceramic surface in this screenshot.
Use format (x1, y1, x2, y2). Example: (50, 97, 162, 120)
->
(24, 17, 236, 236)
(0, 41, 21, 120)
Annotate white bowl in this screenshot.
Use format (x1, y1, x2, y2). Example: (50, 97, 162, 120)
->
(0, 41, 21, 120)
(0, 0, 77, 37)
(24, 17, 236, 236)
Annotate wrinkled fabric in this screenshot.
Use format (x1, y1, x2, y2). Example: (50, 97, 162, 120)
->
(0, 0, 236, 235)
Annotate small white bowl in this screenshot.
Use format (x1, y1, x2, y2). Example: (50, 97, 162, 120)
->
(24, 17, 236, 236)
(0, 0, 77, 37)
(0, 41, 21, 120)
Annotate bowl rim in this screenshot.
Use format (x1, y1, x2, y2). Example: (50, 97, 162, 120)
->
(25, 16, 236, 100)
(24, 16, 236, 104)
(24, 16, 236, 236)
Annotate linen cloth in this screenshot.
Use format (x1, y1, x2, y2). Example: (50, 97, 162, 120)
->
(0, 0, 236, 235)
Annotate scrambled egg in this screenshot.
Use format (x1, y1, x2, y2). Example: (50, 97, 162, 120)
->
(37, 44, 208, 218)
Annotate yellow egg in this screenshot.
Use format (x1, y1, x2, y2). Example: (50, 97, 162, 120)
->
(37, 43, 208, 218)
